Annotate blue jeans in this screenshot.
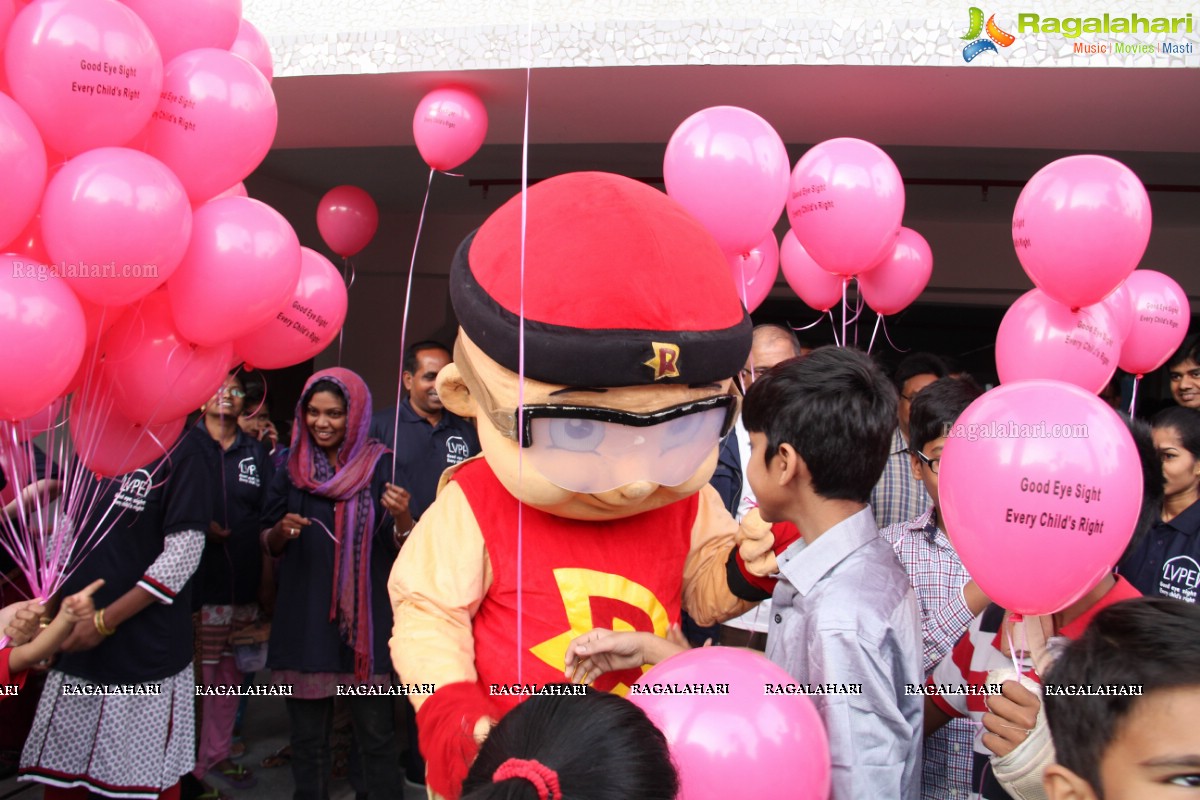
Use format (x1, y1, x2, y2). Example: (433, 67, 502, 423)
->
(286, 696, 401, 800)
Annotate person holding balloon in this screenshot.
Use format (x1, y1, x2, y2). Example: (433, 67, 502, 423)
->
(924, 413, 1164, 800)
(261, 368, 412, 800)
(1118, 406, 1200, 603)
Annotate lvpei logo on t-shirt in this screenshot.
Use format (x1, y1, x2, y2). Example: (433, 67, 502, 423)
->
(112, 469, 154, 513)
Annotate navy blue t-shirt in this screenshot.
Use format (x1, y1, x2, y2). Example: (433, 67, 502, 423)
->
(369, 404, 480, 519)
(1118, 500, 1200, 604)
(194, 425, 275, 606)
(262, 454, 398, 675)
(57, 427, 214, 684)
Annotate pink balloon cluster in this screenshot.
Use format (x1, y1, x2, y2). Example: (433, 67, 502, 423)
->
(0, 0, 341, 477)
(998, 155, 1184, 392)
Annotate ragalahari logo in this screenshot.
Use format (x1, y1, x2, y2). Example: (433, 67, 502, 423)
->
(961, 7, 1017, 61)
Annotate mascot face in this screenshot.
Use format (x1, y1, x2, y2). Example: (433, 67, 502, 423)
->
(439, 332, 736, 521)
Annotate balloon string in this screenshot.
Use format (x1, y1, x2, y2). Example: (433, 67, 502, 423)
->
(789, 314, 826, 333)
(1129, 375, 1142, 418)
(389, 167, 436, 483)
(867, 314, 883, 354)
(879, 315, 910, 355)
(516, 0, 534, 687)
(828, 310, 840, 348)
(841, 278, 848, 349)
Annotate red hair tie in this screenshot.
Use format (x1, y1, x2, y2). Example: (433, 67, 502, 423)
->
(492, 758, 562, 800)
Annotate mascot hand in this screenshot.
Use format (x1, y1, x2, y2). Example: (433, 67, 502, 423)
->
(416, 682, 498, 800)
(738, 509, 778, 577)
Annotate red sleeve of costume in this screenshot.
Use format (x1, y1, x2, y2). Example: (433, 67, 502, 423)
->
(0, 648, 27, 703)
(728, 520, 802, 599)
(417, 681, 499, 800)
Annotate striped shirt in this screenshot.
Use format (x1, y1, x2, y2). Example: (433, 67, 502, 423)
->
(929, 577, 1141, 799)
(879, 508, 975, 800)
(870, 428, 930, 529)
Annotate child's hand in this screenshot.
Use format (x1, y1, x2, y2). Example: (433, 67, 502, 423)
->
(1, 599, 46, 646)
(58, 579, 105, 624)
(982, 677, 1042, 758)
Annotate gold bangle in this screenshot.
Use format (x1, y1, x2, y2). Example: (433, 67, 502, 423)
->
(93, 608, 116, 637)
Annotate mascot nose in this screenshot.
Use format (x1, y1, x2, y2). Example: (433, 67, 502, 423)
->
(618, 481, 657, 501)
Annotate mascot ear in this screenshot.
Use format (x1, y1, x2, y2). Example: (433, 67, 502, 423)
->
(435, 362, 478, 419)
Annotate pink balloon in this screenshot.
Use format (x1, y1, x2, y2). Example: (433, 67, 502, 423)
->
(96, 291, 232, 424)
(41, 147, 191, 306)
(0, 92, 47, 247)
(80, 297, 124, 350)
(940, 380, 1143, 615)
(726, 232, 778, 313)
(0, 254, 86, 420)
(858, 227, 933, 316)
(230, 18, 272, 83)
(780, 230, 845, 313)
(5, 0, 163, 157)
(167, 196, 301, 346)
(119, 0, 241, 64)
(2, 396, 64, 442)
(787, 138, 904, 277)
(1013, 155, 1151, 310)
(69, 388, 184, 478)
(663, 106, 789, 257)
(145, 48, 277, 202)
(995, 290, 1119, 394)
(234, 247, 349, 369)
(1100, 282, 1134, 343)
(1118, 270, 1189, 376)
(412, 86, 488, 172)
(630, 647, 830, 800)
(316, 185, 379, 258)
(4, 212, 49, 264)
(0, 0, 14, 43)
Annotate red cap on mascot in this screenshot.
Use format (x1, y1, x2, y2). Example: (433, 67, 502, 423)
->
(450, 171, 752, 385)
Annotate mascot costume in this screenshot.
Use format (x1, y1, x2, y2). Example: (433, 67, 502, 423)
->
(388, 172, 783, 799)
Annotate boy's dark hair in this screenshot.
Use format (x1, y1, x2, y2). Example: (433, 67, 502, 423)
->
(1043, 597, 1200, 796)
(460, 688, 678, 800)
(404, 340, 451, 376)
(1120, 413, 1165, 562)
(892, 352, 948, 391)
(907, 377, 983, 455)
(1152, 405, 1200, 461)
(743, 346, 896, 503)
(1166, 334, 1200, 372)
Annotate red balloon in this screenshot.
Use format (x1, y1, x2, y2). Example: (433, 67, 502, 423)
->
(145, 48, 277, 203)
(96, 291, 232, 424)
(230, 18, 273, 83)
(5, 0, 163, 157)
(317, 185, 379, 258)
(234, 247, 348, 369)
(0, 253, 86, 420)
(0, 92, 47, 247)
(858, 227, 933, 316)
(412, 86, 488, 172)
(69, 388, 184, 478)
(119, 0, 241, 64)
(167, 197, 301, 346)
(41, 147, 192, 306)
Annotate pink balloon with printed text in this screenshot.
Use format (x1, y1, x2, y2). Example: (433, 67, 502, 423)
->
(41, 147, 191, 306)
(1100, 282, 1134, 343)
(97, 291, 232, 425)
(119, 0, 241, 64)
(995, 290, 1119, 394)
(167, 196, 301, 346)
(630, 647, 830, 800)
(234, 247, 348, 369)
(1013, 155, 1150, 310)
(664, 106, 790, 257)
(726, 232, 778, 313)
(317, 185, 379, 258)
(412, 87, 488, 172)
(779, 230, 844, 313)
(0, 92, 47, 247)
(145, 48, 277, 202)
(939, 380, 1142, 615)
(0, 253, 86, 420)
(1117, 270, 1188, 376)
(69, 389, 184, 478)
(5, 0, 163, 157)
(858, 227, 933, 316)
(787, 138, 904, 276)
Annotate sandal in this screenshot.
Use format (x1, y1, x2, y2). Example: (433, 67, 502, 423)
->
(260, 744, 291, 769)
(229, 740, 246, 759)
(213, 761, 258, 790)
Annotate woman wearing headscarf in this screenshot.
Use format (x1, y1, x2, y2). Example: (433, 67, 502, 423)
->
(261, 368, 412, 800)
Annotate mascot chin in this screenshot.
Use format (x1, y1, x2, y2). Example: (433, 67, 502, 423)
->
(389, 172, 777, 799)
